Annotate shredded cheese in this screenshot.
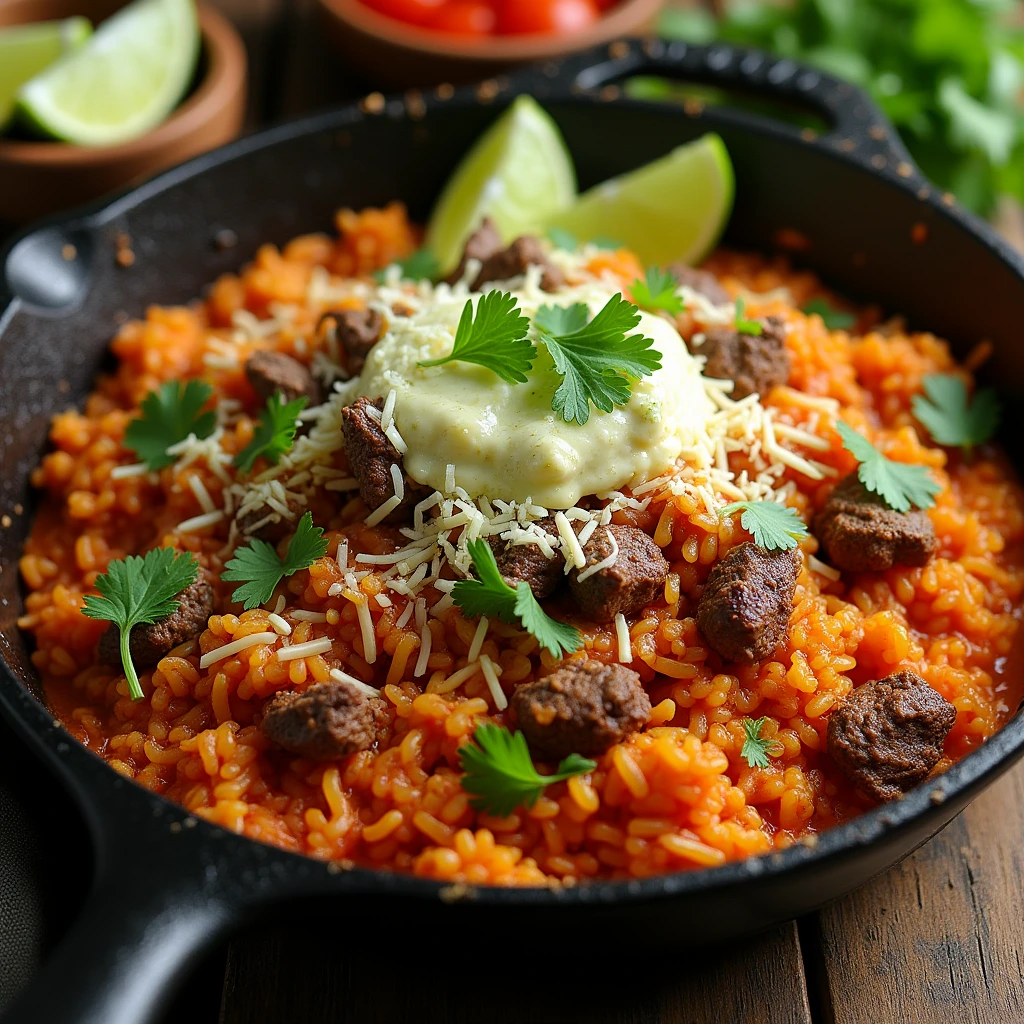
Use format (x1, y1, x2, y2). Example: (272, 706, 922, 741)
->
(479, 653, 507, 711)
(175, 510, 225, 533)
(614, 613, 633, 664)
(329, 667, 381, 698)
(576, 528, 619, 583)
(200, 632, 277, 669)
(277, 637, 333, 661)
(268, 613, 292, 636)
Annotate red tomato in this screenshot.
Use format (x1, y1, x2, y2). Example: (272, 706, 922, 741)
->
(428, 1, 496, 34)
(495, 0, 600, 35)
(361, 0, 447, 27)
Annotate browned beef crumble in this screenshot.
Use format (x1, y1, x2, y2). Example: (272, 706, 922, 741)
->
(245, 350, 322, 407)
(444, 218, 503, 284)
(445, 218, 563, 292)
(340, 396, 429, 524)
(486, 517, 565, 600)
(696, 543, 798, 664)
(568, 523, 670, 623)
(667, 263, 730, 305)
(320, 307, 384, 378)
(261, 679, 387, 760)
(511, 660, 651, 760)
(814, 473, 937, 573)
(234, 500, 303, 543)
(826, 670, 956, 801)
(696, 316, 791, 400)
(99, 572, 215, 668)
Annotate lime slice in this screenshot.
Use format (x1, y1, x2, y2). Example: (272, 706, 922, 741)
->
(17, 0, 200, 147)
(547, 134, 735, 266)
(0, 17, 91, 132)
(426, 95, 577, 275)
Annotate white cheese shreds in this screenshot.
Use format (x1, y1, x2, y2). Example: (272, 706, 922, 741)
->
(374, 593, 393, 608)
(356, 599, 377, 664)
(364, 495, 402, 527)
(390, 463, 405, 502)
(290, 610, 328, 622)
(414, 620, 432, 677)
(200, 632, 277, 669)
(188, 474, 216, 513)
(808, 554, 842, 581)
(555, 511, 587, 571)
(445, 464, 456, 494)
(277, 638, 333, 662)
(381, 389, 397, 433)
(272, 595, 287, 615)
(467, 616, 489, 663)
(576, 528, 619, 583)
(614, 613, 633, 664)
(385, 422, 408, 454)
(480, 653, 507, 711)
(175, 510, 225, 533)
(111, 462, 149, 479)
(268, 613, 292, 636)
(395, 600, 415, 629)
(330, 668, 381, 698)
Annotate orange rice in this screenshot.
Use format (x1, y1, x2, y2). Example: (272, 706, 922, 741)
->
(18, 204, 1024, 886)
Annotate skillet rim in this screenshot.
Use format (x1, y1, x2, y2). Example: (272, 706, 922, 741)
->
(2, 39, 1024, 909)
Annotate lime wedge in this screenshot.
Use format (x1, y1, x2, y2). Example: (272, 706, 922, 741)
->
(427, 95, 577, 275)
(0, 17, 91, 132)
(547, 134, 735, 266)
(16, 0, 200, 147)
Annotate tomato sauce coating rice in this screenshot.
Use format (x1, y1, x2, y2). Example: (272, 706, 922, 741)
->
(18, 204, 1024, 886)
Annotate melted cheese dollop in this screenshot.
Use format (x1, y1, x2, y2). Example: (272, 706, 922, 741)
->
(357, 282, 713, 509)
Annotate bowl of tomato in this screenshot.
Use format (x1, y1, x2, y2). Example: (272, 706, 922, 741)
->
(316, 0, 663, 87)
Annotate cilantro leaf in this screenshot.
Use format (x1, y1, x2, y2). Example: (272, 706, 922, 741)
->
(82, 548, 200, 701)
(802, 298, 856, 331)
(418, 291, 535, 384)
(234, 394, 308, 473)
(535, 293, 662, 425)
(458, 723, 596, 816)
(837, 422, 941, 513)
(547, 226, 578, 251)
(740, 717, 773, 769)
(124, 380, 216, 470)
(631, 266, 685, 316)
(374, 247, 439, 283)
(734, 297, 763, 336)
(222, 511, 328, 610)
(912, 373, 1000, 456)
(719, 501, 810, 551)
(452, 540, 582, 658)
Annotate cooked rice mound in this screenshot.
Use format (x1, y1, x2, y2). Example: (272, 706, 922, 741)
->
(19, 204, 1024, 886)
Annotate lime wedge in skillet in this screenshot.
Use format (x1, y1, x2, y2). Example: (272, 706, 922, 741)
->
(426, 95, 577, 276)
(0, 17, 91, 131)
(546, 133, 735, 266)
(16, 0, 200, 147)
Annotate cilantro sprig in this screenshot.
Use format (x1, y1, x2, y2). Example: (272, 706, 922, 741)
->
(740, 717, 773, 770)
(802, 298, 855, 331)
(837, 422, 940, 513)
(734, 298, 762, 336)
(418, 291, 535, 384)
(234, 394, 308, 473)
(458, 723, 596, 816)
(535, 294, 662, 425)
(912, 373, 1000, 457)
(82, 548, 200, 701)
(374, 247, 439, 284)
(452, 539, 581, 658)
(631, 267, 685, 316)
(719, 501, 810, 551)
(124, 380, 216, 470)
(222, 511, 328, 610)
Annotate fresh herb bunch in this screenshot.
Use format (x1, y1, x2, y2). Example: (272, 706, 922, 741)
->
(912, 372, 1000, 456)
(458, 723, 596, 816)
(234, 394, 308, 473)
(82, 547, 200, 701)
(837, 422, 941, 512)
(740, 716, 773, 769)
(124, 380, 216, 470)
(660, 0, 1024, 215)
(631, 266, 685, 316)
(719, 500, 810, 551)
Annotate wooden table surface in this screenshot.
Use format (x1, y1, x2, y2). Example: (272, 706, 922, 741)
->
(15, 2, 1024, 1021)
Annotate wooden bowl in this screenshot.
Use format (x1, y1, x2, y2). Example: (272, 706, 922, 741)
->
(0, 0, 247, 225)
(316, 0, 664, 88)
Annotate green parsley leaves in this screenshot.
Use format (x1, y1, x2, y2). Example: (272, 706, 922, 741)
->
(124, 380, 216, 470)
(734, 298, 762, 336)
(222, 511, 328, 610)
(912, 373, 1000, 456)
(458, 723, 596, 816)
(740, 717, 773, 770)
(802, 298, 855, 331)
(631, 267, 684, 317)
(535, 294, 662, 425)
(419, 291, 535, 384)
(837, 422, 940, 513)
(452, 539, 581, 658)
(234, 394, 308, 473)
(82, 547, 200, 701)
(719, 501, 810, 551)
(374, 247, 439, 284)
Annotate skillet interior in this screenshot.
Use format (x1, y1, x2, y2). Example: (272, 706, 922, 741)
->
(2, 40, 1024, 1024)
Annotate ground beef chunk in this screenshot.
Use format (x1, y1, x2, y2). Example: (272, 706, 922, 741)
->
(667, 263, 730, 305)
(568, 524, 670, 623)
(445, 219, 563, 292)
(340, 396, 429, 524)
(261, 679, 386, 760)
(234, 501, 302, 543)
(826, 670, 956, 801)
(814, 473, 937, 573)
(696, 317, 791, 400)
(511, 660, 651, 760)
(444, 218, 504, 284)
(99, 573, 215, 669)
(486, 517, 565, 599)
(696, 543, 798, 664)
(245, 350, 322, 407)
(321, 307, 384, 378)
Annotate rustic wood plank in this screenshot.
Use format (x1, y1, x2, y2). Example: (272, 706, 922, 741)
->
(813, 759, 1024, 1024)
(219, 919, 811, 1024)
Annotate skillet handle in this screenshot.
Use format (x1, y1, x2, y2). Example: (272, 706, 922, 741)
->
(2, 812, 233, 1024)
(513, 39, 920, 177)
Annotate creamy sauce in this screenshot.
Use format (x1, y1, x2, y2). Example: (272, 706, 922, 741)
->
(357, 282, 713, 508)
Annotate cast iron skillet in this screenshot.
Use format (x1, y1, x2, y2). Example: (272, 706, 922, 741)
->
(2, 39, 1024, 1024)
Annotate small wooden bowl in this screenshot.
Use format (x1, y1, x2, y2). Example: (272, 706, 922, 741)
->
(316, 0, 664, 88)
(0, 0, 247, 225)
